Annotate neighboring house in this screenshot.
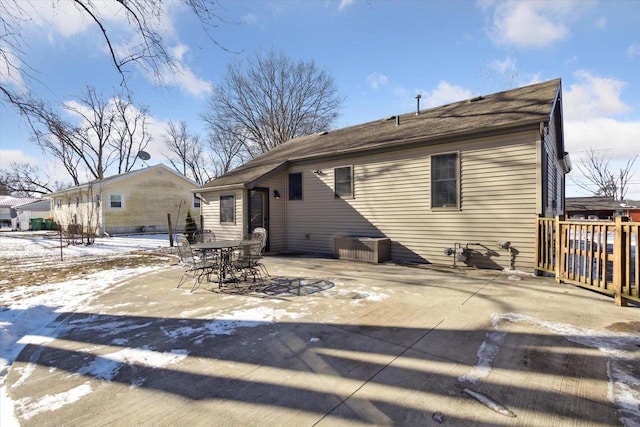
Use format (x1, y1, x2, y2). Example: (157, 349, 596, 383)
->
(0, 197, 43, 231)
(196, 79, 570, 271)
(566, 196, 640, 221)
(46, 164, 198, 235)
(13, 199, 51, 231)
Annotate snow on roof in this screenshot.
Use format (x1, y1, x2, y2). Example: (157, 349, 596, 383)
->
(0, 197, 41, 208)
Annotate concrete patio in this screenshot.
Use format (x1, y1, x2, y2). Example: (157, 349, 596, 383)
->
(5, 256, 640, 426)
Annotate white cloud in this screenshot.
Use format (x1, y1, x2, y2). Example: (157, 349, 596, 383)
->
(595, 17, 607, 30)
(563, 71, 640, 200)
(366, 72, 389, 90)
(564, 70, 629, 121)
(488, 57, 517, 74)
(565, 118, 640, 163)
(565, 119, 640, 199)
(338, 0, 355, 12)
(488, 1, 573, 49)
(627, 43, 640, 59)
(0, 149, 36, 169)
(151, 62, 213, 98)
(420, 81, 473, 108)
(241, 13, 258, 25)
(29, 1, 130, 38)
(111, 41, 211, 97)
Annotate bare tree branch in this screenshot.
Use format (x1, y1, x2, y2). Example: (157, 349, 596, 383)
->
(1, 0, 228, 107)
(162, 120, 208, 184)
(0, 162, 62, 196)
(25, 86, 151, 183)
(572, 148, 639, 200)
(202, 50, 343, 158)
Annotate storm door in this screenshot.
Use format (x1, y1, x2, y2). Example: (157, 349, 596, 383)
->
(248, 188, 269, 251)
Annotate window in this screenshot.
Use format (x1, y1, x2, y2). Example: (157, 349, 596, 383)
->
(288, 173, 302, 200)
(334, 166, 353, 198)
(56, 198, 62, 208)
(431, 152, 459, 208)
(109, 194, 123, 209)
(193, 194, 201, 209)
(220, 195, 235, 223)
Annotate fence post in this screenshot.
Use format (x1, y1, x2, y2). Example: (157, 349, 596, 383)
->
(612, 216, 628, 307)
(555, 215, 562, 283)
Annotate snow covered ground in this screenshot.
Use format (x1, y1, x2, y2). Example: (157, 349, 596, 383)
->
(0, 233, 172, 426)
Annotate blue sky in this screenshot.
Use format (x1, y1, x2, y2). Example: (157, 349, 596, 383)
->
(1, 0, 639, 198)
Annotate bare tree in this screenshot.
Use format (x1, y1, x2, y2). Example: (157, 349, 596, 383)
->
(573, 148, 638, 200)
(0, 162, 63, 196)
(111, 96, 151, 173)
(163, 120, 209, 184)
(206, 117, 247, 178)
(30, 86, 151, 183)
(202, 50, 343, 158)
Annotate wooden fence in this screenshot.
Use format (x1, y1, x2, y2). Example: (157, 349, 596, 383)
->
(535, 216, 639, 306)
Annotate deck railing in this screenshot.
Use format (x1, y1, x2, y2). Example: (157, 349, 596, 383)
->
(535, 216, 639, 306)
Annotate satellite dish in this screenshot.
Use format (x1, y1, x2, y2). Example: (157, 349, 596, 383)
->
(137, 151, 151, 161)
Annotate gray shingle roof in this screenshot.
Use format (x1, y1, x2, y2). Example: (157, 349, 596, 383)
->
(566, 197, 639, 211)
(200, 78, 561, 191)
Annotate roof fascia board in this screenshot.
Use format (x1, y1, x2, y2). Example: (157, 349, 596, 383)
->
(197, 162, 289, 192)
(196, 184, 246, 193)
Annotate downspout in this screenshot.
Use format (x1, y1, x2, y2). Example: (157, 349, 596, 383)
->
(537, 122, 546, 217)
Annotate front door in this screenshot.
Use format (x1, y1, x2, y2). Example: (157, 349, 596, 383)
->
(248, 188, 269, 251)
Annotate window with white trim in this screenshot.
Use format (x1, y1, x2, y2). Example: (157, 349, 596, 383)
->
(334, 166, 353, 199)
(288, 173, 302, 200)
(431, 152, 459, 209)
(109, 193, 124, 209)
(220, 195, 235, 223)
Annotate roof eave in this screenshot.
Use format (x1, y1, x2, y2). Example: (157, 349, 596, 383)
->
(288, 116, 548, 164)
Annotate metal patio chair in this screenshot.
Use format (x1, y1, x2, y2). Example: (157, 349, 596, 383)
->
(176, 234, 217, 292)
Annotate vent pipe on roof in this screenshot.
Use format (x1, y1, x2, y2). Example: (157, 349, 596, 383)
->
(415, 94, 421, 115)
(396, 115, 400, 126)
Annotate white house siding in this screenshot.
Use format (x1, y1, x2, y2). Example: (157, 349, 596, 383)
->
(200, 189, 244, 240)
(52, 190, 102, 234)
(284, 130, 540, 271)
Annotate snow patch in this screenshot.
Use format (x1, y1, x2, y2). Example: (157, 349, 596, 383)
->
(15, 382, 92, 420)
(460, 312, 640, 426)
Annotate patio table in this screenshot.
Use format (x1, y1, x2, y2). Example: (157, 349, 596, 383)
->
(192, 240, 255, 288)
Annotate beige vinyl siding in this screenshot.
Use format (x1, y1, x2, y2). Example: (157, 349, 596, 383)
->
(52, 189, 102, 234)
(200, 189, 244, 240)
(285, 130, 540, 271)
(102, 170, 192, 234)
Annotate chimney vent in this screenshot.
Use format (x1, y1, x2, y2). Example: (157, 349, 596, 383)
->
(415, 94, 422, 115)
